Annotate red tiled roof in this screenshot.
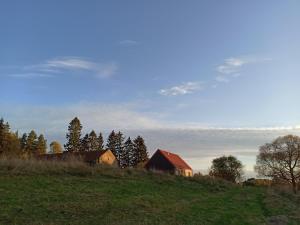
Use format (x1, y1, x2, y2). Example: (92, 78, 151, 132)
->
(157, 149, 192, 170)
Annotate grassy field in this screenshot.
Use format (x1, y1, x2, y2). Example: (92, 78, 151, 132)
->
(0, 159, 299, 225)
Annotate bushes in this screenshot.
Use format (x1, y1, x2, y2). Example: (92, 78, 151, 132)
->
(0, 156, 151, 179)
(0, 156, 90, 176)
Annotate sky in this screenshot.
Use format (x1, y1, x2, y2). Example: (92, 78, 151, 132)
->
(1, 1, 300, 175)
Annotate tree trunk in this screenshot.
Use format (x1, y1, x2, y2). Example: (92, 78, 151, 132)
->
(292, 180, 297, 194)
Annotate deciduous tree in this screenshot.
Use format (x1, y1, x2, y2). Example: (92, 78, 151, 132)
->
(49, 141, 63, 154)
(255, 135, 300, 193)
(209, 155, 243, 183)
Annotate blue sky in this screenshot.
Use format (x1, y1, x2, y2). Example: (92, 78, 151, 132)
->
(1, 1, 300, 173)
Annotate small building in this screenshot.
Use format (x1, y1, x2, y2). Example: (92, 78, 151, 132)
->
(38, 150, 118, 167)
(145, 149, 193, 177)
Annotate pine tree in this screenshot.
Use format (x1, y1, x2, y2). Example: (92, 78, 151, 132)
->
(89, 130, 99, 151)
(26, 130, 38, 157)
(0, 118, 10, 153)
(106, 130, 117, 155)
(124, 137, 134, 167)
(98, 132, 104, 150)
(64, 117, 82, 152)
(20, 133, 27, 151)
(115, 131, 125, 167)
(49, 141, 63, 154)
(133, 136, 149, 167)
(36, 134, 47, 155)
(80, 133, 89, 151)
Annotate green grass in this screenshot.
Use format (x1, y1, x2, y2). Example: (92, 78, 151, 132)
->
(0, 159, 299, 225)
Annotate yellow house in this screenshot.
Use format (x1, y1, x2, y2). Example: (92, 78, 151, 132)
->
(39, 150, 118, 167)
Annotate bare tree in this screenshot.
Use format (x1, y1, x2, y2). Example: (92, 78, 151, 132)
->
(255, 135, 300, 193)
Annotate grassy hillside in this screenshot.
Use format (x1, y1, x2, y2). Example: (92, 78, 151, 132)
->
(0, 159, 299, 225)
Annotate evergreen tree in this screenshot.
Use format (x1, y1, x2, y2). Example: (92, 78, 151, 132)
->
(98, 132, 104, 150)
(80, 133, 89, 151)
(133, 136, 149, 167)
(115, 131, 125, 167)
(49, 141, 63, 154)
(64, 117, 82, 152)
(124, 137, 134, 167)
(20, 133, 27, 151)
(106, 130, 117, 155)
(0, 118, 10, 153)
(88, 130, 99, 151)
(36, 134, 47, 155)
(26, 130, 38, 157)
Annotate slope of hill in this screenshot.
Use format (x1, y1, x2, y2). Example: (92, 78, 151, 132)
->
(0, 159, 299, 225)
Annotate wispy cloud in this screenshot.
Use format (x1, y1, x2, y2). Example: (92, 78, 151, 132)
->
(215, 56, 271, 83)
(26, 57, 118, 78)
(217, 57, 247, 75)
(159, 82, 204, 96)
(215, 75, 229, 83)
(8, 73, 54, 79)
(0, 103, 164, 134)
(118, 40, 139, 46)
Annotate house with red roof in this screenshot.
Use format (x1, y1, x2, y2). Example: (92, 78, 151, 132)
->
(145, 149, 193, 177)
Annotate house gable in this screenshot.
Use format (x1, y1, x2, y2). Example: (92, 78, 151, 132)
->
(145, 149, 193, 176)
(99, 150, 118, 167)
(145, 150, 176, 173)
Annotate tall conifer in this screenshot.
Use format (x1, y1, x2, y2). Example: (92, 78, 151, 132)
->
(106, 130, 117, 155)
(26, 130, 38, 157)
(124, 137, 134, 167)
(88, 130, 99, 151)
(133, 136, 149, 166)
(80, 133, 89, 151)
(36, 134, 47, 155)
(20, 133, 27, 151)
(65, 117, 82, 152)
(98, 132, 104, 150)
(115, 131, 125, 167)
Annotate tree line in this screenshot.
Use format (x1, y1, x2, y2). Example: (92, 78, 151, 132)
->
(0, 117, 149, 169)
(64, 117, 149, 168)
(0, 118, 47, 158)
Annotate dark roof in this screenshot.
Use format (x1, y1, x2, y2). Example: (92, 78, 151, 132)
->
(77, 150, 108, 161)
(37, 153, 63, 160)
(38, 150, 110, 162)
(156, 149, 192, 170)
